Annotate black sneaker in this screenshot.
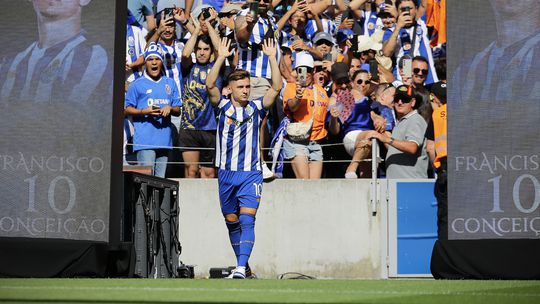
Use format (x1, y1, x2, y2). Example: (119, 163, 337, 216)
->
(245, 264, 257, 279)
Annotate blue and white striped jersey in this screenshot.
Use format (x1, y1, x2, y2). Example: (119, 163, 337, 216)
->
(126, 24, 147, 82)
(236, 9, 279, 79)
(360, 10, 384, 37)
(382, 19, 439, 84)
(0, 32, 110, 104)
(158, 41, 184, 95)
(215, 98, 267, 171)
(305, 18, 338, 43)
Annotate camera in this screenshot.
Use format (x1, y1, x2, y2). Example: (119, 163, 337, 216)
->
(201, 7, 211, 20)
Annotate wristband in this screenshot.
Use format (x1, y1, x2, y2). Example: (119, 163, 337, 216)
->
(388, 137, 395, 145)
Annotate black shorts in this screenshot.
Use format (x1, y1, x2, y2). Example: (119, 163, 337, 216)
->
(178, 129, 216, 167)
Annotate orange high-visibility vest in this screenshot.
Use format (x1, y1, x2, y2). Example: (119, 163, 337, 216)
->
(432, 103, 447, 169)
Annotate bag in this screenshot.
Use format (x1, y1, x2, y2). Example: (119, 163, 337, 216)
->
(286, 119, 313, 142)
(286, 86, 318, 142)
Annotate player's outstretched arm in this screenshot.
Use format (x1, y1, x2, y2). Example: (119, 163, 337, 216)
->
(262, 39, 282, 109)
(206, 37, 234, 106)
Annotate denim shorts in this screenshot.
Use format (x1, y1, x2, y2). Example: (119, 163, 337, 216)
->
(283, 139, 324, 161)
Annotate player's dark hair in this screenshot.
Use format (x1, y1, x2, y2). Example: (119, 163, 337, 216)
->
(228, 69, 250, 82)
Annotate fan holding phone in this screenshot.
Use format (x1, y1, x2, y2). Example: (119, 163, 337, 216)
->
(281, 52, 336, 179)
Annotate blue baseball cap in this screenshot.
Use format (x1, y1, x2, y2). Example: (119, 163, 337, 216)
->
(337, 29, 354, 44)
(144, 42, 164, 61)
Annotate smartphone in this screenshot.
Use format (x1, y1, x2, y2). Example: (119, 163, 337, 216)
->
(369, 59, 379, 82)
(401, 6, 411, 15)
(152, 105, 160, 111)
(350, 35, 359, 53)
(297, 67, 308, 86)
(164, 7, 174, 20)
(403, 58, 412, 78)
(249, 1, 259, 19)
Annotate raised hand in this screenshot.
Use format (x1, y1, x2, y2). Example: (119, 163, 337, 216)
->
(173, 6, 187, 24)
(396, 11, 412, 29)
(298, 0, 309, 13)
(339, 18, 354, 29)
(262, 38, 277, 57)
(291, 39, 307, 52)
(218, 37, 234, 58)
(207, 8, 218, 23)
(330, 104, 341, 118)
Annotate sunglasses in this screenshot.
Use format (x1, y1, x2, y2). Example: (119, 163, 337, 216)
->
(413, 68, 429, 75)
(336, 78, 350, 86)
(314, 66, 327, 73)
(394, 98, 412, 104)
(356, 79, 370, 85)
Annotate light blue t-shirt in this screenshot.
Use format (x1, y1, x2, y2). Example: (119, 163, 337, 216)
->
(125, 74, 182, 152)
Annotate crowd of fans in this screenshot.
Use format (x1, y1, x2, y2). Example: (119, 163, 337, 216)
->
(124, 0, 447, 179)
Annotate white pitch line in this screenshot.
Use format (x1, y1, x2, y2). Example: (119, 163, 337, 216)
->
(0, 285, 539, 298)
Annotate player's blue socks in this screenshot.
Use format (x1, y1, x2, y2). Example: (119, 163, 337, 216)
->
(226, 220, 241, 260)
(238, 213, 256, 267)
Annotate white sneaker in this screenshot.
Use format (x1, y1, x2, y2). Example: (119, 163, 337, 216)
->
(345, 171, 358, 179)
(262, 161, 276, 182)
(226, 267, 246, 279)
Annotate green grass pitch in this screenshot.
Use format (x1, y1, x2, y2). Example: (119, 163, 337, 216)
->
(1, 279, 539, 303)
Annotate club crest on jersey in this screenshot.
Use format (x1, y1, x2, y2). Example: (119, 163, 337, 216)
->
(165, 84, 171, 94)
(245, 105, 254, 116)
(416, 27, 423, 36)
(41, 59, 62, 84)
(368, 23, 375, 30)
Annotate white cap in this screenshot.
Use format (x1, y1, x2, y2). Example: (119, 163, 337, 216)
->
(356, 35, 382, 53)
(294, 52, 314, 69)
(192, 4, 213, 18)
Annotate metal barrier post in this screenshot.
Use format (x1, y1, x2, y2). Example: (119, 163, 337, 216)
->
(371, 138, 378, 216)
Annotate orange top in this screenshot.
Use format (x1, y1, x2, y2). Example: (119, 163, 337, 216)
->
(283, 83, 330, 141)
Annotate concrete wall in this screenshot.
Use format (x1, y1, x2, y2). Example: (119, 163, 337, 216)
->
(173, 179, 387, 279)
